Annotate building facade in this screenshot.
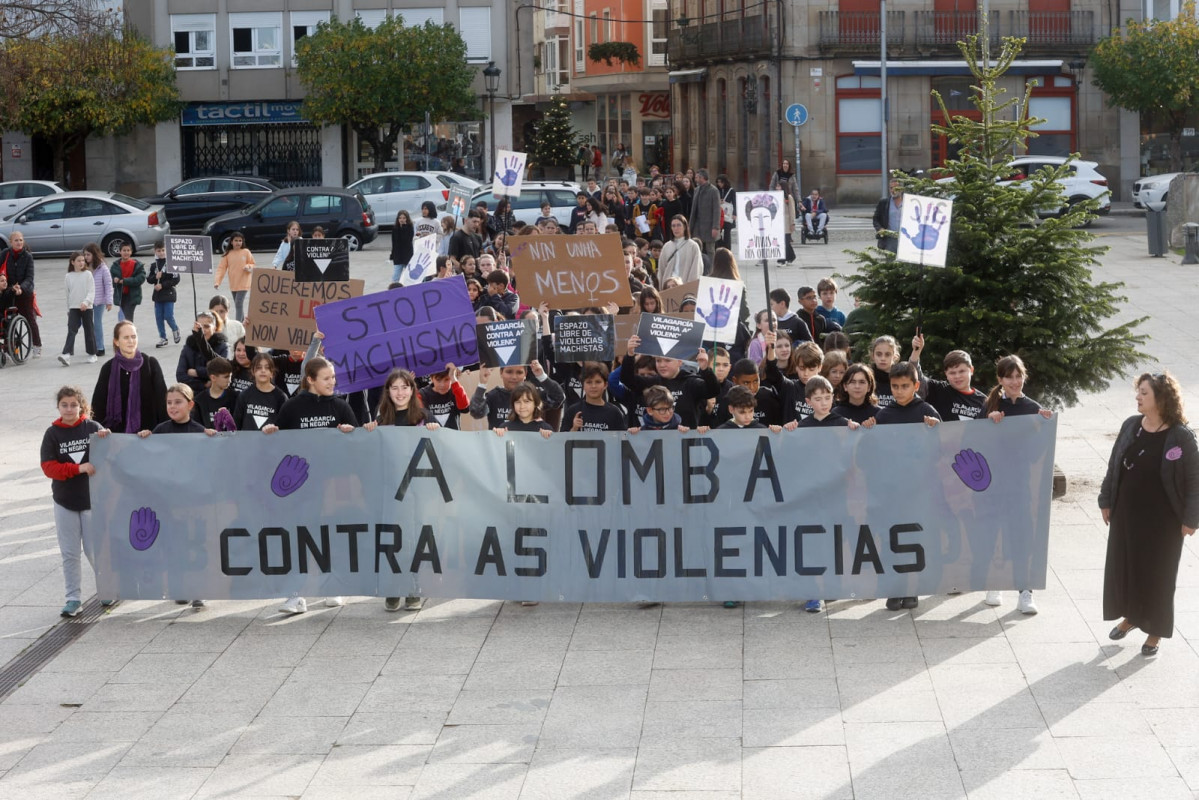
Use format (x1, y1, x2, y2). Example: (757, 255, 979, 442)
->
(667, 0, 1145, 202)
(2, 0, 519, 196)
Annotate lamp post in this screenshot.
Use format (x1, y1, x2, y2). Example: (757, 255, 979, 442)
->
(1067, 59, 1086, 153)
(483, 61, 502, 180)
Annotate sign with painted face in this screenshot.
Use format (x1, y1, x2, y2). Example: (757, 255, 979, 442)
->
(736, 191, 786, 261)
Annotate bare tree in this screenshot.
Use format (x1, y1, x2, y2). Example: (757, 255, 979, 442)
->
(0, 0, 120, 40)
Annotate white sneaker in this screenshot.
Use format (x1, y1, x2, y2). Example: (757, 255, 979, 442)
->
(57, 354, 70, 366)
(1017, 590, 1038, 615)
(32, 346, 42, 358)
(87, 355, 98, 363)
(984, 591, 1002, 606)
(279, 596, 307, 614)
(325, 596, 345, 607)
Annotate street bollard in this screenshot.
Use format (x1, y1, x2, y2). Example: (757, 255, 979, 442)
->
(1146, 209, 1167, 257)
(1184, 223, 1199, 266)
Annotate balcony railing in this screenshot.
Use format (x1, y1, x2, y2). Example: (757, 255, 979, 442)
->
(1007, 10, 1095, 50)
(914, 10, 1000, 49)
(818, 11, 906, 53)
(666, 14, 773, 65)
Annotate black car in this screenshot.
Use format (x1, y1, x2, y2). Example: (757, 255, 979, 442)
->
(200, 187, 379, 253)
(142, 176, 281, 232)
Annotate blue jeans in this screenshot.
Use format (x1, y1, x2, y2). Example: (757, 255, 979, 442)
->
(92, 305, 106, 355)
(391, 263, 408, 283)
(155, 301, 178, 339)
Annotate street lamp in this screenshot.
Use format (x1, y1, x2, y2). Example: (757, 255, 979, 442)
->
(1067, 59, 1086, 153)
(483, 61, 502, 180)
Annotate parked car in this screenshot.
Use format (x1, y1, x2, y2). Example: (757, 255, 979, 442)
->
(200, 187, 378, 252)
(1001, 156, 1111, 217)
(142, 175, 281, 232)
(1132, 172, 1187, 211)
(0, 191, 169, 257)
(0, 180, 66, 217)
(346, 171, 467, 228)
(469, 181, 584, 227)
(429, 171, 482, 191)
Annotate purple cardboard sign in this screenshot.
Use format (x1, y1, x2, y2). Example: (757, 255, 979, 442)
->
(314, 276, 479, 392)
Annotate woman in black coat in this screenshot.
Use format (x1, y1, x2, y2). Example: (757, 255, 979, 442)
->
(91, 321, 168, 434)
(1100, 371, 1199, 657)
(389, 210, 414, 284)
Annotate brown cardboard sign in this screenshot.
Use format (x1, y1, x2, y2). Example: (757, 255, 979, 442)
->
(245, 268, 365, 351)
(658, 279, 700, 313)
(509, 233, 633, 310)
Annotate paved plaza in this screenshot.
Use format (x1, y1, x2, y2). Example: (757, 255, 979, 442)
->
(1, 208, 1197, 799)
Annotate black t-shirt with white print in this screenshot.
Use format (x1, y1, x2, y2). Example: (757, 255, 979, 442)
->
(236, 385, 289, 431)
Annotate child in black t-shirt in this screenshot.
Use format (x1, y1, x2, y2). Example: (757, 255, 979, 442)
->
(875, 362, 940, 612)
(709, 358, 783, 429)
(716, 385, 768, 430)
(913, 340, 987, 422)
(495, 381, 554, 438)
(193, 357, 239, 428)
(143, 384, 210, 436)
(870, 335, 903, 408)
(798, 376, 859, 429)
(235, 353, 288, 431)
(41, 386, 108, 617)
(981, 354, 1054, 615)
(635, 385, 689, 432)
(419, 363, 469, 429)
(834, 363, 881, 426)
(567, 363, 628, 432)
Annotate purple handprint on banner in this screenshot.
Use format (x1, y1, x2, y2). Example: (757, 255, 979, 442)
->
(901, 198, 949, 251)
(698, 284, 734, 330)
(495, 155, 522, 188)
(271, 455, 309, 497)
(951, 449, 992, 492)
(129, 506, 160, 551)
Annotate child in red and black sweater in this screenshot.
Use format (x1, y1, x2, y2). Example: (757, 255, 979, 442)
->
(41, 386, 110, 617)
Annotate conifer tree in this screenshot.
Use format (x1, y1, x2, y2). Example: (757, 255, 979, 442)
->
(531, 98, 580, 168)
(842, 32, 1145, 408)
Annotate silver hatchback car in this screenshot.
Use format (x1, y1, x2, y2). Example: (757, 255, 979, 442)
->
(0, 191, 170, 258)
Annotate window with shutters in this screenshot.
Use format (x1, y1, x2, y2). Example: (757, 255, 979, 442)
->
(290, 11, 329, 66)
(172, 14, 215, 70)
(230, 12, 282, 68)
(459, 7, 492, 62)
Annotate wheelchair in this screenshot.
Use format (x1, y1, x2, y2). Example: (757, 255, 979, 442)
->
(0, 307, 33, 367)
(799, 212, 829, 245)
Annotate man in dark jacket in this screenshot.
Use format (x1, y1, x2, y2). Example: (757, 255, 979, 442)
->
(688, 169, 722, 257)
(448, 211, 483, 265)
(873, 179, 903, 253)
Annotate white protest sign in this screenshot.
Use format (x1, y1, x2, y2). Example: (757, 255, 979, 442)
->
(401, 234, 440, 286)
(896, 194, 953, 268)
(493, 150, 528, 197)
(736, 191, 786, 261)
(694, 277, 744, 344)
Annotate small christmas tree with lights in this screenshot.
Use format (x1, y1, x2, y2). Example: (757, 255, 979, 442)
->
(531, 98, 580, 168)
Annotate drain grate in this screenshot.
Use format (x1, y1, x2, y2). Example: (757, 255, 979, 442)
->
(0, 597, 103, 701)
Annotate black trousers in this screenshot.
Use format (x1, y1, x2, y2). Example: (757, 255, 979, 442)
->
(63, 308, 96, 356)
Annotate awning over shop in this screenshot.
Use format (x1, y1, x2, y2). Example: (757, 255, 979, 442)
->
(668, 68, 708, 84)
(853, 59, 1063, 76)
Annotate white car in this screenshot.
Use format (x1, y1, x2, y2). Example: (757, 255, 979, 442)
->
(1000, 156, 1111, 217)
(346, 171, 459, 228)
(470, 181, 585, 227)
(429, 171, 482, 191)
(0, 180, 66, 217)
(1132, 172, 1184, 211)
(0, 191, 169, 257)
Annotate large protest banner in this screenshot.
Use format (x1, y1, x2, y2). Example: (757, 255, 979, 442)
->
(509, 234, 633, 310)
(246, 268, 365, 350)
(89, 417, 1056, 602)
(314, 276, 478, 391)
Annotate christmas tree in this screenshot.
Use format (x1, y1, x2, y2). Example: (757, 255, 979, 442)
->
(531, 98, 579, 168)
(842, 32, 1146, 408)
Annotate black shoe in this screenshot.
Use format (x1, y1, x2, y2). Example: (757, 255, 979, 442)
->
(1109, 624, 1134, 640)
(173, 329, 181, 344)
(885, 597, 903, 611)
(900, 596, 919, 610)
(1142, 643, 1160, 656)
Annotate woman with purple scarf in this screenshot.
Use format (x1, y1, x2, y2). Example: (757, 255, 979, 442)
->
(91, 321, 168, 434)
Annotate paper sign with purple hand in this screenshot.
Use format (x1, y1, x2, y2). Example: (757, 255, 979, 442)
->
(493, 150, 528, 198)
(695, 277, 744, 344)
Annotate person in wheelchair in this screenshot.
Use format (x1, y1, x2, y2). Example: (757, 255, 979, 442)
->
(0, 271, 14, 318)
(801, 189, 829, 239)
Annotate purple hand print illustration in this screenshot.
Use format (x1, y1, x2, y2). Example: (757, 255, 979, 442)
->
(129, 507, 161, 551)
(698, 284, 735, 330)
(901, 198, 949, 251)
(213, 407, 236, 432)
(271, 455, 309, 497)
(495, 155, 522, 188)
(951, 449, 992, 492)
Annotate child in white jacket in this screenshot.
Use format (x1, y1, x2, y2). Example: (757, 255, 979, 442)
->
(59, 252, 96, 366)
